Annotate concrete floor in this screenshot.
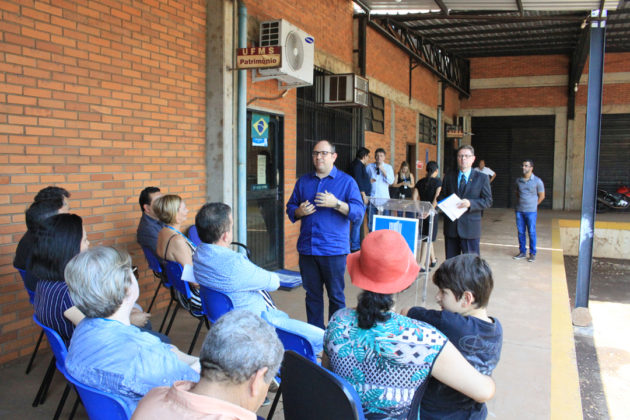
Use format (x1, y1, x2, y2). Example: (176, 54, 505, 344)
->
(2, 208, 621, 419)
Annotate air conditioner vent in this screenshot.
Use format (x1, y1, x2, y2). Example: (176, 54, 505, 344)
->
(319, 73, 369, 107)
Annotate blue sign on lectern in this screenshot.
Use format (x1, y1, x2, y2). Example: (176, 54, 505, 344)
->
(372, 215, 419, 257)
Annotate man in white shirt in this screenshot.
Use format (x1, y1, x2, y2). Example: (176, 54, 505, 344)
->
(475, 160, 496, 183)
(365, 148, 395, 231)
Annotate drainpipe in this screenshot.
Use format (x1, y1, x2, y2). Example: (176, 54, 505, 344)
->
(237, 3, 247, 246)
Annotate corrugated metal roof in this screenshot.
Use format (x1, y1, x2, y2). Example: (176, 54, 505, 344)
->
(357, 0, 630, 57)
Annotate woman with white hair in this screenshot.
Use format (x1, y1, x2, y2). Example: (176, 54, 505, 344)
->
(64, 246, 199, 413)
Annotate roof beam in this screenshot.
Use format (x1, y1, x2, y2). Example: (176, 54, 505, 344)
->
(366, 17, 470, 97)
(434, 0, 449, 15)
(392, 12, 589, 23)
(418, 22, 580, 41)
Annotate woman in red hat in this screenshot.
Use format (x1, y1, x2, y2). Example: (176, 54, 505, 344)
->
(322, 230, 495, 419)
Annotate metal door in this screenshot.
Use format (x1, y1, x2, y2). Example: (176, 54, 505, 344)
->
(246, 112, 283, 270)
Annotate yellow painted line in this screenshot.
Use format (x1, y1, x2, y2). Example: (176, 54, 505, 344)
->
(550, 218, 583, 419)
(558, 218, 630, 230)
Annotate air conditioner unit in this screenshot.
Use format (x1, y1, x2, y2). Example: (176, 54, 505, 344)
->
(257, 19, 314, 87)
(320, 74, 369, 107)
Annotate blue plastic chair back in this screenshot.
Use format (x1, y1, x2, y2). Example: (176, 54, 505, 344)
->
(187, 225, 202, 246)
(164, 261, 203, 316)
(32, 315, 67, 364)
(198, 284, 234, 323)
(281, 351, 365, 420)
(64, 372, 132, 420)
(274, 326, 317, 363)
(16, 267, 35, 304)
(141, 246, 163, 274)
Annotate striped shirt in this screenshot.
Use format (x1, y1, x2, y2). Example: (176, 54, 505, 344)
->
(34, 279, 75, 344)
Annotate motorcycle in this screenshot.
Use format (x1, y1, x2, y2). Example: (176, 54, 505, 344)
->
(596, 188, 630, 212)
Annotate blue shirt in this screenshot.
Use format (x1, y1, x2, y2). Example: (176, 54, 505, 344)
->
(66, 318, 199, 413)
(193, 243, 279, 316)
(286, 166, 364, 256)
(458, 168, 472, 189)
(407, 307, 503, 419)
(365, 162, 395, 198)
(137, 213, 163, 254)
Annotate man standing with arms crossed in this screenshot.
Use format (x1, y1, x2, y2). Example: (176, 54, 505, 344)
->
(287, 140, 364, 329)
(513, 159, 545, 262)
(365, 147, 395, 230)
(440, 145, 492, 259)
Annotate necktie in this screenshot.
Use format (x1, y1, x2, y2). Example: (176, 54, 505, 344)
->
(458, 174, 466, 196)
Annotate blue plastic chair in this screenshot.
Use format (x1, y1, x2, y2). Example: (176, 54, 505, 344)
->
(140, 246, 176, 332)
(267, 350, 366, 420)
(274, 325, 317, 363)
(187, 225, 202, 247)
(64, 371, 131, 420)
(198, 284, 234, 324)
(15, 266, 45, 376)
(163, 261, 208, 353)
(33, 315, 131, 420)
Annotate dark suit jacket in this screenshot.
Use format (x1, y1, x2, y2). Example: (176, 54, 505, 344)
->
(440, 170, 492, 239)
(350, 158, 371, 195)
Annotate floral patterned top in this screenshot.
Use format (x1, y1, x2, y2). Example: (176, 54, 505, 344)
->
(324, 308, 448, 419)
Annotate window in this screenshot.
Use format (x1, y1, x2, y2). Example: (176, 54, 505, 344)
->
(419, 114, 437, 144)
(364, 93, 384, 134)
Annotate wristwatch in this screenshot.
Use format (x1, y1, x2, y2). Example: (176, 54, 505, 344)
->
(335, 199, 342, 210)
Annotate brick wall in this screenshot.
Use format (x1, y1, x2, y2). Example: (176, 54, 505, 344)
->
(0, 0, 207, 365)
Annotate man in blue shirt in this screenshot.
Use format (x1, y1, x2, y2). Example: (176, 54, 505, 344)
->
(136, 186, 164, 254)
(439, 145, 492, 259)
(287, 140, 364, 329)
(349, 147, 371, 252)
(365, 148, 395, 231)
(193, 203, 324, 353)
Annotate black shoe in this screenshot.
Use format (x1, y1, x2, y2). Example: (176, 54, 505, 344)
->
(513, 252, 527, 260)
(419, 268, 427, 273)
(430, 259, 437, 268)
(528, 254, 536, 262)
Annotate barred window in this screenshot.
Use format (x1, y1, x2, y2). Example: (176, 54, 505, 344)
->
(364, 93, 385, 134)
(419, 114, 437, 144)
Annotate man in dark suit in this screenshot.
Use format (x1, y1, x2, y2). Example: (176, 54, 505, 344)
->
(440, 145, 492, 259)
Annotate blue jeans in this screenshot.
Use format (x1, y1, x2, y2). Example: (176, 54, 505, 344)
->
(350, 210, 365, 251)
(298, 254, 347, 329)
(261, 309, 324, 354)
(516, 211, 537, 255)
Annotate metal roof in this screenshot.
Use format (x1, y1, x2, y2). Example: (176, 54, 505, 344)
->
(356, 0, 630, 57)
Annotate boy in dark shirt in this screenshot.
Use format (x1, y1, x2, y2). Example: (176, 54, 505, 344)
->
(401, 254, 502, 420)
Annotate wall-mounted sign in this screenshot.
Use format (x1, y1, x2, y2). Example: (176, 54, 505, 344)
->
(251, 113, 269, 147)
(416, 160, 424, 169)
(236, 46, 282, 69)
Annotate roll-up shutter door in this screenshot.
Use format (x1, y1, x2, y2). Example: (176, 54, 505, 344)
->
(471, 116, 555, 209)
(599, 114, 630, 192)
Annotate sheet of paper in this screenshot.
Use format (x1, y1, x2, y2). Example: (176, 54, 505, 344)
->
(437, 193, 467, 222)
(181, 264, 196, 283)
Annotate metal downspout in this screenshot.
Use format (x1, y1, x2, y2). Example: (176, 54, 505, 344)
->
(237, 3, 247, 246)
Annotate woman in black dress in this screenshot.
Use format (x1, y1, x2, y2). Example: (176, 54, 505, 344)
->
(393, 161, 415, 199)
(413, 161, 442, 272)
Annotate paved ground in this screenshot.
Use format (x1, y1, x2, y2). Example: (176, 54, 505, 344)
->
(0, 208, 606, 419)
(565, 256, 630, 420)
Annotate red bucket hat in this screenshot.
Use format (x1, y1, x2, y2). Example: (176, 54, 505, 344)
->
(347, 230, 420, 294)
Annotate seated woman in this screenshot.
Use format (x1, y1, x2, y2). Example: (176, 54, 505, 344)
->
(155, 194, 195, 267)
(323, 230, 495, 419)
(29, 213, 89, 344)
(64, 246, 200, 413)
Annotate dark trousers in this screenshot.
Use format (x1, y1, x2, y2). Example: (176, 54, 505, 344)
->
(350, 210, 365, 252)
(445, 236, 480, 260)
(298, 254, 347, 329)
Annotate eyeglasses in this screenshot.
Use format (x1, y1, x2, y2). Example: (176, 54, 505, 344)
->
(312, 151, 333, 157)
(457, 154, 473, 159)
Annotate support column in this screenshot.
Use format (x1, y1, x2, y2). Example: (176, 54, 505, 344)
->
(575, 11, 606, 310)
(206, 0, 234, 205)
